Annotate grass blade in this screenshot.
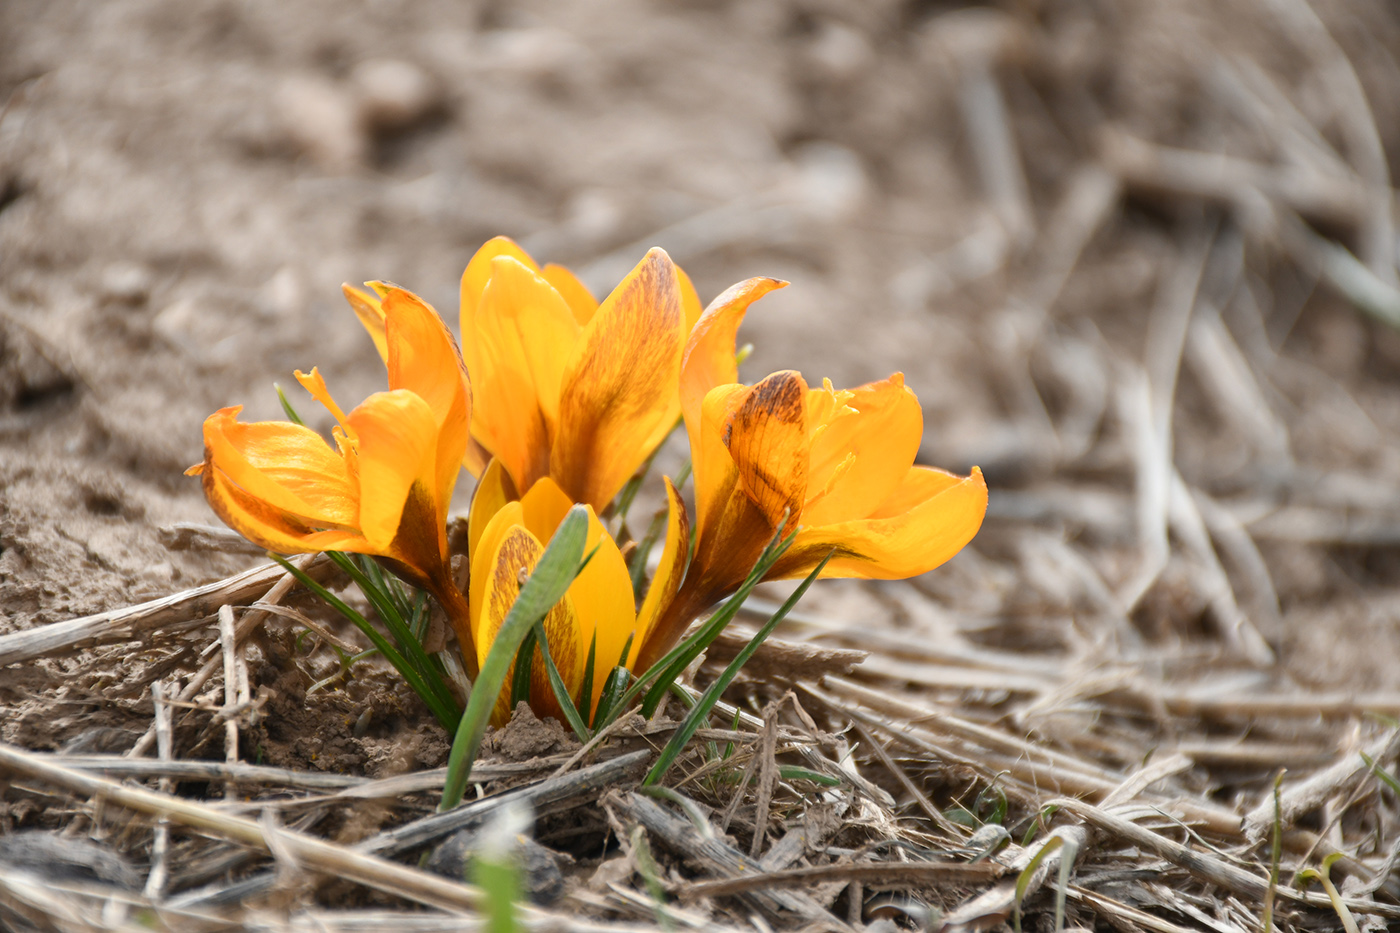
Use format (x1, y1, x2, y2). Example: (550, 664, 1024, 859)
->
(270, 554, 458, 731)
(440, 506, 590, 811)
(508, 630, 536, 710)
(535, 624, 591, 743)
(643, 550, 830, 786)
(275, 384, 305, 425)
(634, 518, 794, 719)
(326, 552, 456, 715)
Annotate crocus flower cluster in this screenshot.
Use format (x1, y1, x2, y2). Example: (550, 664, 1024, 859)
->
(193, 237, 987, 724)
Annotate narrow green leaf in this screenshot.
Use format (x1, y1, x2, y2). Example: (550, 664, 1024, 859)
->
(643, 549, 830, 786)
(275, 383, 305, 425)
(1012, 836, 1064, 933)
(591, 666, 630, 731)
(535, 624, 591, 743)
(509, 630, 537, 710)
(440, 506, 590, 811)
(270, 554, 458, 731)
(634, 517, 795, 719)
(327, 552, 456, 715)
(777, 766, 841, 787)
(577, 632, 598, 727)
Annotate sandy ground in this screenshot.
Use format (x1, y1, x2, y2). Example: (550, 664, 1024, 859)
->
(5, 0, 1400, 733)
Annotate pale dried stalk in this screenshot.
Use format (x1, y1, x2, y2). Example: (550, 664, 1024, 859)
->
(129, 559, 308, 758)
(0, 553, 333, 667)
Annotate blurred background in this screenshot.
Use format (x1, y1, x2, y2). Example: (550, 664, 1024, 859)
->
(4, 0, 1400, 693)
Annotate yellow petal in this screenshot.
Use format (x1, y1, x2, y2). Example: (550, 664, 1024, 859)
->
(632, 476, 690, 668)
(679, 277, 786, 460)
(552, 247, 685, 510)
(344, 389, 441, 565)
(381, 287, 471, 511)
(202, 407, 359, 527)
(470, 500, 525, 639)
(569, 506, 635, 712)
(342, 282, 390, 365)
(514, 476, 634, 708)
(198, 407, 364, 554)
(802, 374, 923, 527)
(459, 236, 543, 379)
(471, 256, 581, 494)
(543, 263, 598, 326)
(722, 371, 810, 530)
(772, 466, 988, 581)
(474, 522, 584, 727)
(202, 462, 364, 555)
(518, 476, 573, 544)
(467, 458, 518, 563)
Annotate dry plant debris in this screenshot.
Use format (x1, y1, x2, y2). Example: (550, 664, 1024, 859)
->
(7, 0, 1400, 931)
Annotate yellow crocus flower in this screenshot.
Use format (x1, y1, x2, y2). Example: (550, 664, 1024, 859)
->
(189, 286, 478, 670)
(464, 459, 688, 724)
(345, 237, 704, 512)
(633, 283, 989, 671)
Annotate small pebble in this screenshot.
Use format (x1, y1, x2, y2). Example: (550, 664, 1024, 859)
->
(99, 261, 153, 305)
(274, 74, 365, 172)
(352, 59, 440, 132)
(426, 828, 567, 905)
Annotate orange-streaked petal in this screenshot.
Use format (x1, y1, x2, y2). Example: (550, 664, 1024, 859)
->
(344, 389, 441, 556)
(202, 462, 365, 555)
(202, 407, 359, 527)
(693, 383, 748, 543)
(802, 374, 923, 526)
(552, 247, 685, 510)
(467, 458, 518, 563)
(679, 277, 787, 461)
(474, 522, 583, 727)
(722, 371, 810, 530)
(470, 500, 525, 637)
(543, 263, 598, 326)
(772, 466, 988, 581)
(470, 256, 580, 494)
(632, 475, 690, 668)
(342, 282, 390, 365)
(381, 287, 471, 511)
(460, 236, 543, 379)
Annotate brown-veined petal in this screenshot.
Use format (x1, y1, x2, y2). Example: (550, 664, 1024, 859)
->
(201, 462, 365, 556)
(771, 466, 987, 581)
(459, 236, 542, 378)
(474, 521, 584, 727)
(802, 374, 923, 527)
(543, 263, 598, 326)
(722, 370, 810, 530)
(679, 277, 786, 459)
(467, 458, 518, 563)
(551, 247, 685, 511)
(631, 475, 690, 668)
(470, 500, 525, 638)
(344, 389, 442, 560)
(201, 407, 359, 527)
